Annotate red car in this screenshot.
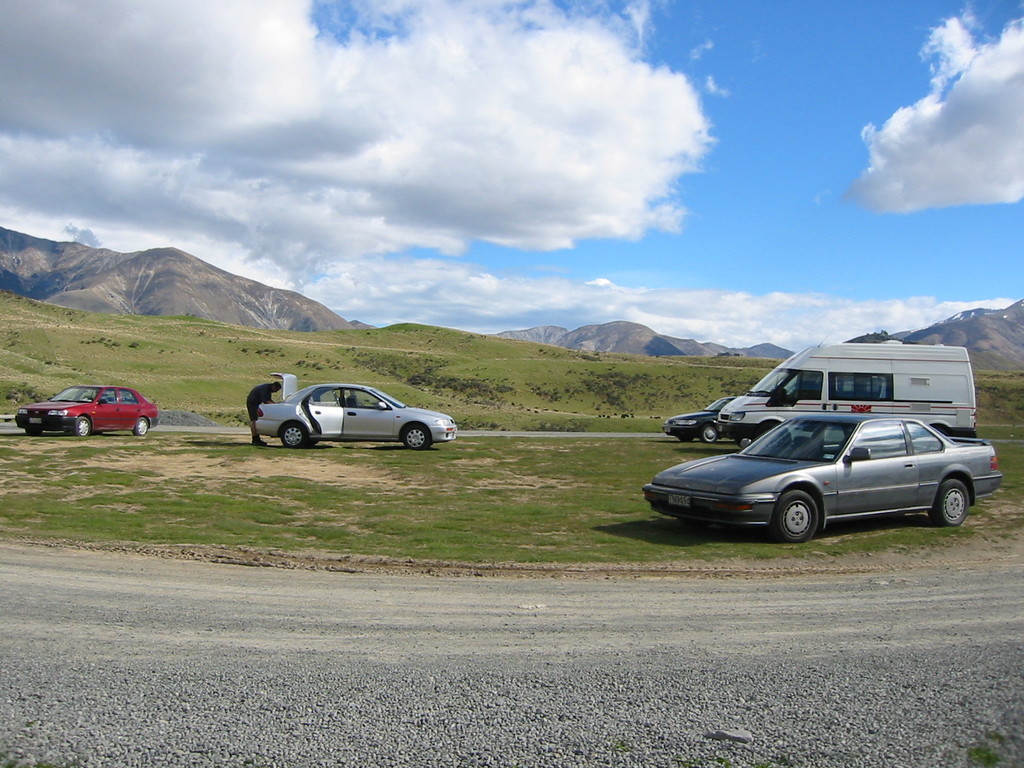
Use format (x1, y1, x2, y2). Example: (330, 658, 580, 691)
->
(15, 385, 160, 437)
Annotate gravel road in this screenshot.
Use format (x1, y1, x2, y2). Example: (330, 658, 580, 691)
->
(1, 541, 1022, 768)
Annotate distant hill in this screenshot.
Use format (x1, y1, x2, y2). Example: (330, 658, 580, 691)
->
(846, 300, 1024, 370)
(498, 320, 793, 359)
(0, 226, 366, 332)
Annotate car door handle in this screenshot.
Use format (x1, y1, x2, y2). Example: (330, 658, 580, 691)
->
(347, 411, 358, 416)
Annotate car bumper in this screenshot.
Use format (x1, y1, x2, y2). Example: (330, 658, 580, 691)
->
(662, 426, 699, 440)
(431, 424, 458, 442)
(642, 483, 774, 527)
(15, 414, 76, 433)
(718, 419, 758, 442)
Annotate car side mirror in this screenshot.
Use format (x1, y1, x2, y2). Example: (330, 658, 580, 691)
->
(844, 446, 871, 464)
(376, 401, 389, 410)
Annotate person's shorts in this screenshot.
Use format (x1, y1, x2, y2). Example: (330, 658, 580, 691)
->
(246, 401, 261, 421)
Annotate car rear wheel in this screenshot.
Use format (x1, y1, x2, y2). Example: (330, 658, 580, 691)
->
(928, 478, 969, 527)
(769, 490, 819, 543)
(133, 417, 150, 437)
(74, 416, 92, 437)
(699, 423, 719, 443)
(401, 424, 432, 450)
(280, 421, 311, 449)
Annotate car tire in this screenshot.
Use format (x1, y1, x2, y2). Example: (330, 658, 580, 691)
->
(699, 424, 719, 443)
(74, 416, 92, 437)
(133, 417, 150, 437)
(280, 421, 311, 449)
(769, 490, 819, 543)
(401, 423, 433, 450)
(928, 478, 969, 527)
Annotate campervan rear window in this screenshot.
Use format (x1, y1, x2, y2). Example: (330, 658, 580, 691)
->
(829, 372, 894, 402)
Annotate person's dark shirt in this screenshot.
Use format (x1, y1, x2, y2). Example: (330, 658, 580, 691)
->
(247, 383, 278, 409)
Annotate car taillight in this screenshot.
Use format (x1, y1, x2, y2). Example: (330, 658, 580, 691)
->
(991, 455, 999, 471)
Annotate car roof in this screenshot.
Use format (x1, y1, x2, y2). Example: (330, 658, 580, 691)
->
(787, 412, 922, 425)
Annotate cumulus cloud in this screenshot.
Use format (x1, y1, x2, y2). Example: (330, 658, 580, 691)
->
(304, 258, 1014, 350)
(847, 15, 1024, 212)
(0, 0, 710, 281)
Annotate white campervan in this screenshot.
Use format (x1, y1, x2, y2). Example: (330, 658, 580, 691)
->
(718, 342, 977, 442)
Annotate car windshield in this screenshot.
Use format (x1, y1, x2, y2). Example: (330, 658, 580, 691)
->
(745, 368, 792, 396)
(707, 397, 733, 412)
(741, 419, 858, 462)
(51, 386, 99, 403)
(370, 388, 406, 408)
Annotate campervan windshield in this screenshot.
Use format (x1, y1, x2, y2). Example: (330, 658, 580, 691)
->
(747, 368, 793, 396)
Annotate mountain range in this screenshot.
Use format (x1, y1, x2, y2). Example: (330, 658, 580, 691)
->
(2, 226, 1021, 367)
(498, 322, 793, 359)
(0, 226, 365, 332)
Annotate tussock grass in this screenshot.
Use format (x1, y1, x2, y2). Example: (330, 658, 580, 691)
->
(1, 432, 1019, 565)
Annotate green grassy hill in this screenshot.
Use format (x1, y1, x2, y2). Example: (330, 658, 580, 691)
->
(2, 290, 1021, 430)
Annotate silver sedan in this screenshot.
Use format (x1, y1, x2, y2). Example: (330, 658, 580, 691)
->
(643, 413, 1002, 542)
(256, 383, 457, 449)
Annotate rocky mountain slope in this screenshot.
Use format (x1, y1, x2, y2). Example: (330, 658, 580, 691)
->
(901, 299, 1024, 370)
(498, 320, 793, 359)
(0, 226, 363, 332)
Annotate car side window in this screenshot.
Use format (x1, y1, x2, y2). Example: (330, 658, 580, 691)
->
(907, 422, 943, 454)
(118, 389, 139, 405)
(346, 389, 382, 409)
(310, 387, 340, 405)
(851, 421, 908, 459)
(98, 389, 116, 404)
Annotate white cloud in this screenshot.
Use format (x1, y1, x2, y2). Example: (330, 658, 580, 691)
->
(304, 261, 1013, 351)
(0, 0, 711, 282)
(847, 15, 1024, 212)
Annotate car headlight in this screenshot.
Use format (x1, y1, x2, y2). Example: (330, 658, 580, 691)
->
(47, 409, 69, 416)
(17, 408, 28, 415)
(678, 419, 697, 426)
(728, 412, 745, 422)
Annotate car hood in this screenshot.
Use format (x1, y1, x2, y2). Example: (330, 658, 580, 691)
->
(25, 400, 82, 409)
(652, 454, 814, 494)
(666, 409, 715, 421)
(402, 406, 455, 422)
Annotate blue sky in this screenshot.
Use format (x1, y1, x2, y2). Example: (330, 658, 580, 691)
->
(1, 1, 1021, 350)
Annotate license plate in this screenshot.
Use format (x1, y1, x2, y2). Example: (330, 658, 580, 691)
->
(668, 493, 691, 508)
(30, 418, 42, 424)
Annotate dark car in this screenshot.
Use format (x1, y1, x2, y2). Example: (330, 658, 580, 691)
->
(15, 385, 160, 437)
(643, 413, 1002, 543)
(662, 397, 735, 443)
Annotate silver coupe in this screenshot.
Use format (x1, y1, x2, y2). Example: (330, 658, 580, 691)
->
(643, 413, 1002, 542)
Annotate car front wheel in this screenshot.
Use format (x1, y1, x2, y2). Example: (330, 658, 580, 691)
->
(74, 416, 92, 437)
(769, 490, 819, 543)
(929, 478, 969, 527)
(133, 417, 150, 437)
(280, 422, 311, 449)
(699, 423, 719, 443)
(401, 424, 433, 450)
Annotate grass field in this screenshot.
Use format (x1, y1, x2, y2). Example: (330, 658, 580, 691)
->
(2, 290, 1021, 567)
(0, 430, 1019, 566)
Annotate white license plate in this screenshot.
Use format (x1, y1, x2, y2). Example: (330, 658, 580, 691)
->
(29, 418, 42, 424)
(668, 493, 691, 508)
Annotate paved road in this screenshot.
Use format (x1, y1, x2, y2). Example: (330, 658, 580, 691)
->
(1, 542, 1022, 767)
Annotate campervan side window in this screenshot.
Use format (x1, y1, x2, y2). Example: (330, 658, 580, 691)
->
(829, 372, 894, 402)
